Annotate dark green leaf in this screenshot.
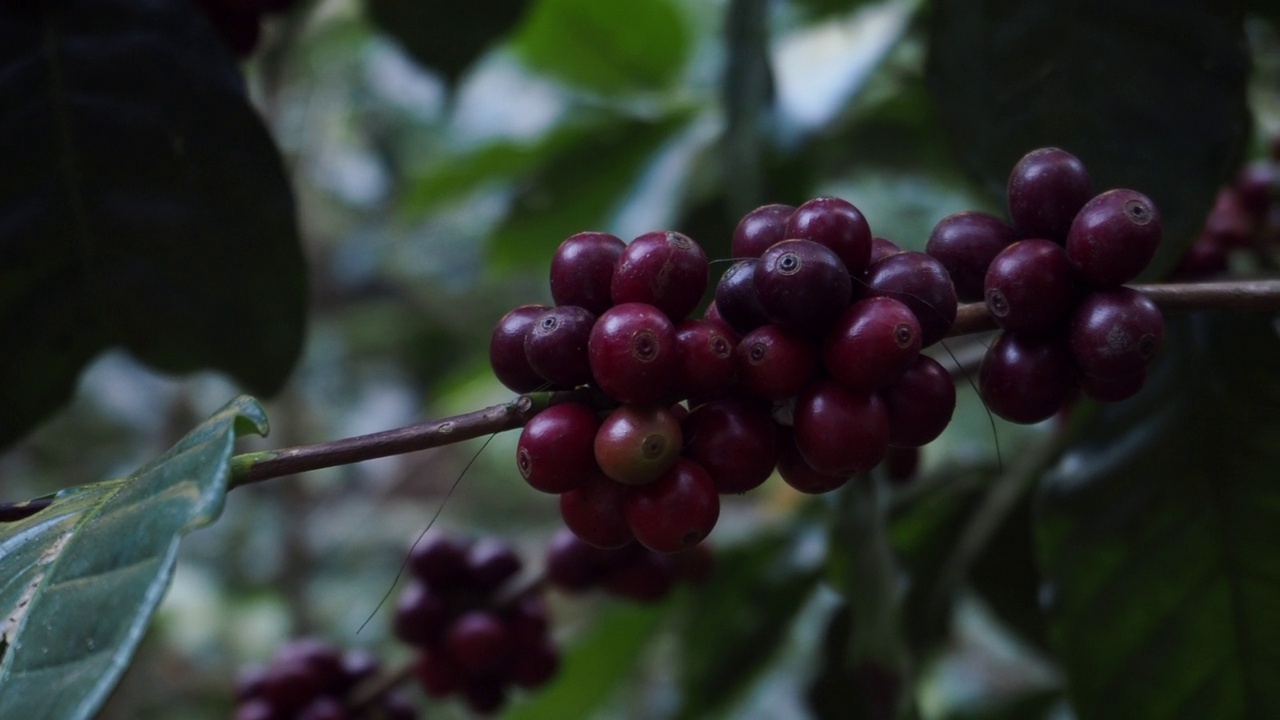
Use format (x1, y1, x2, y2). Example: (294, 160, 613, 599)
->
(0, 396, 269, 719)
(926, 1, 1250, 274)
(364, 0, 532, 84)
(0, 0, 305, 447)
(942, 689, 1063, 720)
(1037, 313, 1280, 719)
(512, 0, 691, 94)
(969, 491, 1051, 652)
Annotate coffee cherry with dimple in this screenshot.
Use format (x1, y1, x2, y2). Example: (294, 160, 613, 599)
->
(624, 458, 720, 553)
(1006, 147, 1093, 242)
(984, 239, 1076, 335)
(589, 302, 679, 404)
(550, 231, 626, 315)
(673, 319, 737, 400)
(611, 231, 709, 321)
(792, 378, 890, 476)
(775, 424, 850, 494)
(754, 239, 853, 335)
(862, 251, 957, 347)
(733, 203, 796, 258)
(714, 259, 772, 336)
(524, 306, 596, 388)
(1068, 287, 1164, 380)
(978, 332, 1077, 424)
(559, 471, 635, 549)
(822, 297, 921, 394)
(681, 396, 778, 494)
(880, 354, 955, 448)
(1066, 189, 1162, 287)
(517, 403, 600, 494)
(735, 324, 819, 400)
(490, 305, 550, 393)
(926, 211, 1017, 301)
(594, 403, 683, 486)
(785, 196, 873, 275)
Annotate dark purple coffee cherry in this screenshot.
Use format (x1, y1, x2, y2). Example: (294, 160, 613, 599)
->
(978, 332, 1077, 424)
(409, 533, 471, 585)
(673, 319, 737, 399)
(517, 403, 600, 494)
(1006, 147, 1093, 242)
(394, 581, 450, 646)
(1066, 189, 1162, 287)
(524, 305, 596, 388)
(754, 239, 853, 335)
(785, 196, 873, 275)
(775, 424, 850, 494)
(594, 404, 683, 486)
(984, 239, 1076, 335)
(550, 231, 626, 315)
(611, 231, 709, 321)
(792, 378, 890, 476)
(270, 638, 346, 690)
(559, 472, 635, 549)
(624, 458, 720, 553)
(735, 324, 819, 400)
(489, 305, 550, 393)
(681, 397, 779, 494)
(466, 538, 522, 591)
(1172, 232, 1229, 280)
(702, 301, 740, 341)
(926, 211, 1017, 301)
(447, 610, 513, 675)
(733, 203, 796, 258)
(862, 251, 958, 347)
(1068, 287, 1164, 380)
(822, 297, 921, 393)
(880, 354, 956, 448)
(714, 260, 772, 336)
(869, 236, 904, 263)
(589, 302, 680, 404)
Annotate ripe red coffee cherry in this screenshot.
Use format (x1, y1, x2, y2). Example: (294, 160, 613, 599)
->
(733, 203, 796, 258)
(589, 302, 679, 404)
(785, 196, 873, 275)
(447, 610, 513, 674)
(624, 458, 720, 553)
(714, 260, 772, 336)
(775, 425, 850, 494)
(880, 354, 956, 448)
(926, 211, 1017, 302)
(524, 305, 596, 388)
(517, 403, 600, 493)
(550, 231, 626, 315)
(754, 239, 853, 335)
(1006, 147, 1093, 242)
(822, 297, 921, 393)
(1066, 189, 1162, 287)
(869, 236, 904, 263)
(594, 404, 683, 486)
(735, 324, 819, 400)
(681, 397, 779, 494)
(1068, 287, 1164, 380)
(611, 231, 709, 321)
(862, 251, 958, 347)
(673, 319, 737, 399)
(984, 239, 1076, 335)
(490, 304, 550, 393)
(792, 378, 890, 476)
(978, 332, 1077, 424)
(559, 472, 634, 549)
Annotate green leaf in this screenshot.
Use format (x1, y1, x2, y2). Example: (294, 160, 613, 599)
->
(364, 0, 532, 84)
(0, 396, 269, 719)
(0, 1, 306, 447)
(512, 0, 691, 94)
(1037, 313, 1280, 719)
(941, 689, 1063, 720)
(925, 1, 1251, 275)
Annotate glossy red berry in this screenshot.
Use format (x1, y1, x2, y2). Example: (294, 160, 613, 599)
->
(822, 297, 921, 393)
(862, 251, 957, 347)
(926, 211, 1017, 301)
(714, 260, 772, 336)
(775, 425, 850, 494)
(733, 203, 796, 258)
(978, 332, 1077, 424)
(869, 236, 904, 263)
(880, 354, 955, 448)
(611, 231, 709, 321)
(624, 458, 720, 553)
(673, 319, 737, 399)
(754, 239, 853, 335)
(984, 239, 1076, 335)
(735, 324, 819, 400)
(680, 397, 778, 494)
(517, 403, 600, 494)
(524, 305, 596, 388)
(409, 533, 471, 585)
(489, 305, 550, 393)
(1068, 287, 1164, 380)
(1006, 147, 1093, 242)
(447, 610, 513, 674)
(588, 302, 679, 403)
(1066, 189, 1162, 287)
(559, 472, 635, 549)
(792, 378, 890, 476)
(550, 231, 626, 315)
(785, 196, 873, 275)
(594, 404, 683, 486)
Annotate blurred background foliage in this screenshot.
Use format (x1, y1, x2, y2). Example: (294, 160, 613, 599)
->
(1, 0, 1278, 718)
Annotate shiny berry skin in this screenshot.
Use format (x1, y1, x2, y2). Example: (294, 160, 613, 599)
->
(754, 239, 853, 335)
(517, 403, 600, 494)
(714, 260, 772, 336)
(550, 231, 626, 315)
(611, 231, 709, 321)
(559, 472, 635, 549)
(624, 458, 720, 553)
(447, 610, 513, 674)
(926, 211, 1017, 301)
(673, 319, 737, 399)
(733, 203, 796, 258)
(862, 251, 957, 347)
(785, 196, 873, 275)
(524, 305, 596, 388)
(869, 236, 903, 263)
(735, 324, 819, 400)
(775, 425, 850, 494)
(984, 239, 1076, 335)
(880, 354, 956, 448)
(681, 397, 779, 494)
(1006, 147, 1093, 242)
(978, 332, 1077, 424)
(822, 297, 921, 393)
(792, 378, 890, 476)
(589, 302, 680, 403)
(490, 305, 550, 392)
(1066, 189, 1162, 287)
(1068, 287, 1164, 380)
(594, 404, 683, 486)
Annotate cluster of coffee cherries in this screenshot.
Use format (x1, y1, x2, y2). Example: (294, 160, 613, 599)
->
(234, 638, 415, 720)
(928, 148, 1166, 423)
(193, 0, 297, 58)
(1177, 139, 1280, 278)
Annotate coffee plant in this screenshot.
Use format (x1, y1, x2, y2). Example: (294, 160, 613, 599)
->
(2, 1, 1279, 719)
